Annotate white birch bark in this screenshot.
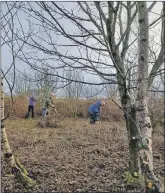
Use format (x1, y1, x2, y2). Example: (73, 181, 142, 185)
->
(136, 2, 161, 192)
(1, 78, 36, 188)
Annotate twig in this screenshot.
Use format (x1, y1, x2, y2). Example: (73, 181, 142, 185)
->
(154, 165, 164, 171)
(1, 112, 10, 121)
(111, 99, 138, 129)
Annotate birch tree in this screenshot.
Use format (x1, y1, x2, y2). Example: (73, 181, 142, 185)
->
(135, 2, 162, 191)
(1, 79, 36, 188)
(1, 2, 36, 189)
(2, 1, 164, 192)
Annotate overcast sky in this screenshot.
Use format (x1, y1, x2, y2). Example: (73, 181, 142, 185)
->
(1, 2, 163, 94)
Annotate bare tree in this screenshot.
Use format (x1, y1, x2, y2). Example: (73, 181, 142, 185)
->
(5, 70, 32, 95)
(81, 84, 104, 99)
(3, 1, 164, 192)
(62, 68, 84, 99)
(1, 2, 36, 189)
(135, 2, 161, 191)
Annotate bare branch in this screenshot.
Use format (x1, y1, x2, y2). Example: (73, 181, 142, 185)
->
(94, 2, 107, 24)
(148, 2, 156, 12)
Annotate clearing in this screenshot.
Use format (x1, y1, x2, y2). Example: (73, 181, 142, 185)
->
(1, 117, 164, 192)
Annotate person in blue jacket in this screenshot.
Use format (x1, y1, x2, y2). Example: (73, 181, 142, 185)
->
(88, 100, 105, 124)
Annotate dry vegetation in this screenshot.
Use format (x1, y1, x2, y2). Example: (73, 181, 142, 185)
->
(2, 96, 164, 192)
(4, 96, 123, 122)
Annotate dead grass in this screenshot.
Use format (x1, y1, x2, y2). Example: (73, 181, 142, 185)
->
(4, 96, 123, 122)
(2, 96, 164, 192)
(1, 117, 164, 193)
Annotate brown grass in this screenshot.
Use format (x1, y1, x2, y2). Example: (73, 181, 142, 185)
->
(2, 96, 164, 192)
(4, 96, 124, 122)
(1, 118, 164, 192)
(148, 97, 164, 126)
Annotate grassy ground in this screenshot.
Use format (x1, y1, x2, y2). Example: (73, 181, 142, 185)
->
(1, 116, 164, 193)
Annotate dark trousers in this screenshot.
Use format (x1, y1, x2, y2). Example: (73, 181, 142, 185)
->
(27, 105, 34, 118)
(89, 113, 99, 124)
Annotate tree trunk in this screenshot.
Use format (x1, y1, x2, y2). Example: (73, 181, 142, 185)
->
(1, 79, 36, 189)
(120, 93, 140, 175)
(106, 2, 162, 191)
(136, 2, 161, 192)
(125, 106, 139, 174)
(111, 45, 141, 185)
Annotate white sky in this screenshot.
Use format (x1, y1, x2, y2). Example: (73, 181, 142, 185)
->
(1, 2, 163, 93)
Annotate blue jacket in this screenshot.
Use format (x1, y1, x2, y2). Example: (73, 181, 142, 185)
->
(88, 100, 101, 115)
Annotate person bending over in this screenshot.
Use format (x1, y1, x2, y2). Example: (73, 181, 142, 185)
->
(88, 100, 105, 124)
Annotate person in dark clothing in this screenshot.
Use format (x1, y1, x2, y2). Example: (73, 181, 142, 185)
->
(26, 95, 37, 118)
(88, 100, 105, 124)
(27, 105, 34, 118)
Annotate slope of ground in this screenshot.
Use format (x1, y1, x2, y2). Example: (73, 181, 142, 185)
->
(1, 117, 164, 193)
(4, 96, 123, 122)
